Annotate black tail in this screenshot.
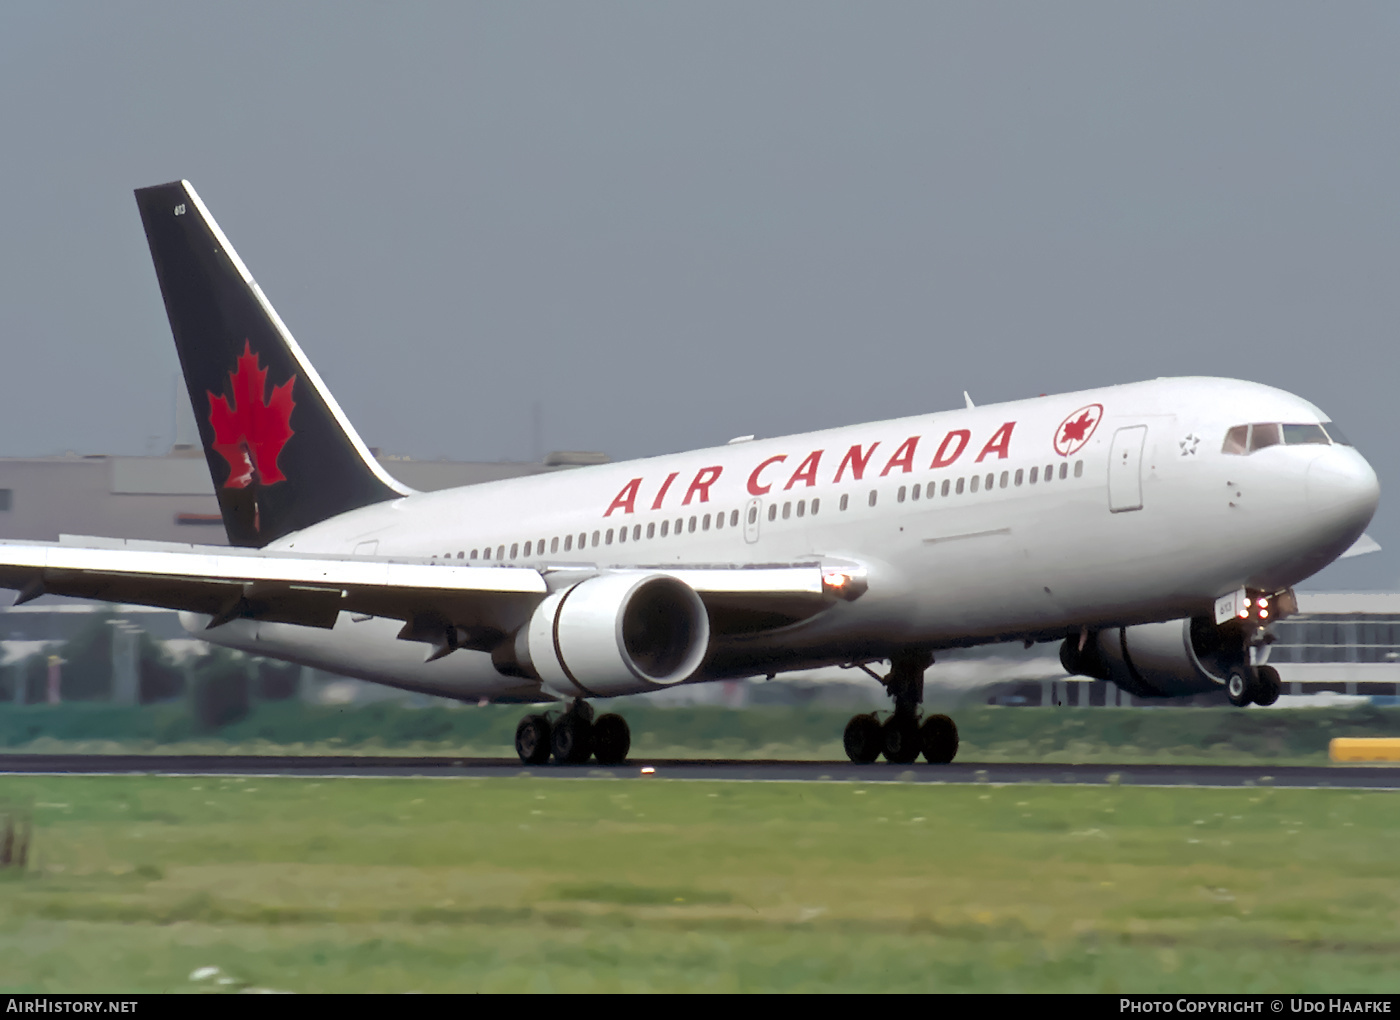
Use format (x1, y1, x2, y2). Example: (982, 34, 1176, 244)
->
(135, 180, 409, 547)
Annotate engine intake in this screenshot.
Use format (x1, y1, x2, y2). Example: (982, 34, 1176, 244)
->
(521, 573, 710, 698)
(1061, 617, 1248, 698)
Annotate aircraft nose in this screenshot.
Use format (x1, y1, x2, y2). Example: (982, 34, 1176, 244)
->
(1305, 446, 1380, 530)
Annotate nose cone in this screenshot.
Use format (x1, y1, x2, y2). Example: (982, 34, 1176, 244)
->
(1306, 446, 1380, 537)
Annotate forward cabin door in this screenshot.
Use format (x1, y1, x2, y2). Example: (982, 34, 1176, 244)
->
(1108, 425, 1147, 512)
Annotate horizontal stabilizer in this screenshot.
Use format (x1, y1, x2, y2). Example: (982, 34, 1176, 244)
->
(1340, 533, 1382, 559)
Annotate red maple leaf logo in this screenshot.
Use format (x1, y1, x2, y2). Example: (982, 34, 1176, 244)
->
(1060, 412, 1095, 445)
(206, 341, 296, 489)
(1053, 403, 1103, 456)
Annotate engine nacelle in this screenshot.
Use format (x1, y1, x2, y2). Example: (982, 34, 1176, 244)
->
(520, 573, 710, 698)
(1061, 617, 1249, 698)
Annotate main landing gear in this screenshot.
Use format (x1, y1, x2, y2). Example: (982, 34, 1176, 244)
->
(843, 651, 959, 764)
(514, 700, 632, 766)
(1225, 663, 1282, 708)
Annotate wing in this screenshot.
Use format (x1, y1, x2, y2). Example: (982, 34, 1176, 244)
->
(0, 538, 846, 650)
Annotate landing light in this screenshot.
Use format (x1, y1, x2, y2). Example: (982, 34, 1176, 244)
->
(822, 568, 868, 601)
(1259, 609, 1269, 619)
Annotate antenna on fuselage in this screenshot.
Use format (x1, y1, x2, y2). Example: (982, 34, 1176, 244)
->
(964, 391, 975, 409)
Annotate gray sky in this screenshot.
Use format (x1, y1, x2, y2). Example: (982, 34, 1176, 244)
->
(1, 2, 1397, 589)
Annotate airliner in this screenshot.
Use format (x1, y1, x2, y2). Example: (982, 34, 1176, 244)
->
(0, 181, 1380, 767)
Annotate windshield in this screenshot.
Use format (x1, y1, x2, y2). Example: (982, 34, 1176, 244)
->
(1223, 422, 1343, 455)
(1322, 422, 1353, 446)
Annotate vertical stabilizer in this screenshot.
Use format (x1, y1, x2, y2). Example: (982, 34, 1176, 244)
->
(135, 181, 411, 547)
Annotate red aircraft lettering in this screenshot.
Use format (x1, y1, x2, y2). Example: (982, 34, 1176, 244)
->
(975, 421, 1016, 462)
(785, 450, 823, 489)
(683, 466, 723, 505)
(930, 430, 970, 468)
(881, 436, 920, 476)
(747, 455, 787, 496)
(604, 478, 642, 516)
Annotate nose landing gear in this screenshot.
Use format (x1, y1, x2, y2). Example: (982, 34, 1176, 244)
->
(514, 701, 632, 766)
(843, 651, 959, 764)
(1225, 664, 1282, 708)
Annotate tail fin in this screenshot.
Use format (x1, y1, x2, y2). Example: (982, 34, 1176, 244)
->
(134, 180, 410, 547)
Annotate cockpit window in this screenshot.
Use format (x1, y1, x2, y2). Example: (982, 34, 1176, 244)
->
(1322, 422, 1353, 446)
(1223, 421, 1340, 455)
(1282, 423, 1330, 446)
(1250, 423, 1280, 452)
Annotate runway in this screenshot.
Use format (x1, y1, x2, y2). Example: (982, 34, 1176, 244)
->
(3, 754, 1400, 789)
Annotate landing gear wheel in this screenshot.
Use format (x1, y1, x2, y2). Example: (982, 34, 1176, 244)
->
(592, 714, 631, 766)
(843, 714, 882, 764)
(551, 713, 593, 764)
(920, 714, 959, 764)
(882, 715, 921, 764)
(1226, 670, 1254, 708)
(515, 715, 552, 765)
(1253, 664, 1282, 707)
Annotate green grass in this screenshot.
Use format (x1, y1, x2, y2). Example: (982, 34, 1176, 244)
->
(1, 776, 1399, 991)
(3, 703, 1400, 764)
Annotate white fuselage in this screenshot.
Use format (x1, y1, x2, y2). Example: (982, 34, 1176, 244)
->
(195, 376, 1379, 703)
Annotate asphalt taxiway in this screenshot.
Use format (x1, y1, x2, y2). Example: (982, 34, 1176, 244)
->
(2, 754, 1399, 789)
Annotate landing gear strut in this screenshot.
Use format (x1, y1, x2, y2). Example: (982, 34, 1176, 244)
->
(844, 651, 959, 764)
(514, 701, 632, 766)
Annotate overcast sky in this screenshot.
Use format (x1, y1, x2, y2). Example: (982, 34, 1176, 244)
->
(1, 2, 1397, 589)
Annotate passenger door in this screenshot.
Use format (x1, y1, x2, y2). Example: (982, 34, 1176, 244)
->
(744, 498, 762, 543)
(1108, 425, 1147, 512)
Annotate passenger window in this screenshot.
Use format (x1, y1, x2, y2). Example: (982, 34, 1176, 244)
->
(483, 547, 491, 560)
(999, 471, 1008, 488)
(1044, 464, 1054, 481)
(1283, 423, 1330, 446)
(768, 504, 777, 522)
(782, 502, 791, 520)
(578, 533, 586, 549)
(551, 538, 559, 553)
(731, 509, 740, 527)
(868, 490, 878, 507)
(523, 541, 531, 557)
(1029, 466, 1038, 484)
(811, 498, 820, 515)
(1014, 469, 1023, 486)
(510, 543, 518, 559)
(748, 507, 758, 525)
(633, 524, 642, 541)
(676, 518, 684, 534)
(703, 513, 711, 531)
(617, 527, 626, 543)
(647, 523, 656, 539)
(796, 500, 805, 517)
(970, 475, 980, 493)
(911, 483, 920, 501)
(955, 477, 964, 495)
(1074, 460, 1083, 478)
(538, 538, 545, 554)
(1222, 425, 1249, 455)
(660, 521, 669, 537)
(688, 516, 697, 533)
(714, 512, 723, 530)
(563, 536, 572, 552)
(897, 485, 906, 503)
(840, 494, 849, 511)
(605, 529, 614, 545)
(497, 545, 505, 560)
(592, 531, 600, 547)
(941, 479, 950, 497)
(470, 548, 479, 559)
(1058, 462, 1067, 480)
(986, 473, 995, 490)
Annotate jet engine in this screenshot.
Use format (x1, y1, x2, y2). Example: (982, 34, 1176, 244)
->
(1060, 617, 1249, 698)
(517, 573, 710, 698)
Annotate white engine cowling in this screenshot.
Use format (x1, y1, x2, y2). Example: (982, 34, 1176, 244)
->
(1061, 617, 1249, 698)
(522, 573, 710, 698)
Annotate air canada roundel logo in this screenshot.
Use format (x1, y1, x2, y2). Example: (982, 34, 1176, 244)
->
(206, 340, 297, 489)
(1054, 403, 1102, 457)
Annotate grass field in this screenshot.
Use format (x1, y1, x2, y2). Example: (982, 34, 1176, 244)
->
(4, 703, 1400, 764)
(2, 775, 1399, 992)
